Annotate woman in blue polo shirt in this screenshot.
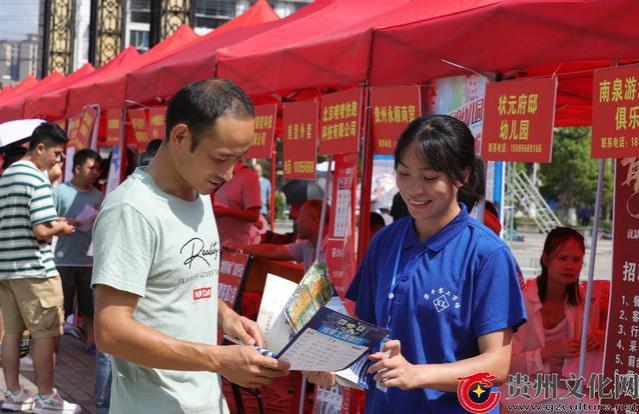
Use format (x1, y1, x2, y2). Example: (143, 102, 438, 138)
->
(309, 115, 526, 413)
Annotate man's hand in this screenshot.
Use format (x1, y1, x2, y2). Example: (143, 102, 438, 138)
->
(219, 303, 263, 347)
(368, 340, 422, 390)
(217, 345, 289, 388)
(304, 371, 336, 388)
(56, 221, 75, 236)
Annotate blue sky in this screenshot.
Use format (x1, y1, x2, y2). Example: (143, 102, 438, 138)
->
(0, 1, 40, 39)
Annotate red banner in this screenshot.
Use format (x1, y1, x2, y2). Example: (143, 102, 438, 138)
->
(128, 108, 151, 152)
(245, 104, 277, 159)
(326, 153, 357, 308)
(370, 85, 421, 155)
(75, 106, 98, 149)
(314, 154, 358, 414)
(282, 100, 318, 180)
(148, 106, 166, 140)
(592, 65, 639, 158)
(601, 158, 639, 410)
(67, 116, 81, 148)
(319, 89, 363, 155)
(54, 119, 66, 132)
(101, 108, 121, 147)
(481, 78, 557, 162)
(218, 252, 250, 308)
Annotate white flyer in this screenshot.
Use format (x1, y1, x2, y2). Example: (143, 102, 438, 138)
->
(75, 204, 99, 233)
(256, 274, 297, 354)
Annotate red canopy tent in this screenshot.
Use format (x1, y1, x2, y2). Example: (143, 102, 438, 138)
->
(366, 0, 639, 126)
(216, 0, 411, 97)
(211, 0, 279, 37)
(125, 0, 281, 106)
(26, 50, 134, 120)
(0, 72, 64, 123)
(0, 76, 37, 105)
(23, 63, 95, 120)
(65, 25, 198, 116)
(216, 0, 639, 126)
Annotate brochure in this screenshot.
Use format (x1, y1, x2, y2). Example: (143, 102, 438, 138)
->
(255, 270, 388, 386)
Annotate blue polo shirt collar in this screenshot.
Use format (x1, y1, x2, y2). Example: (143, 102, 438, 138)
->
(403, 204, 471, 253)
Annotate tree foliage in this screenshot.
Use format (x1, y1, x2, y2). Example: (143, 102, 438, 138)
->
(538, 127, 613, 212)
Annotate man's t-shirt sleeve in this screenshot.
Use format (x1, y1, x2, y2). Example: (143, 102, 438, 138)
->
(92, 203, 156, 297)
(30, 182, 58, 225)
(471, 245, 527, 338)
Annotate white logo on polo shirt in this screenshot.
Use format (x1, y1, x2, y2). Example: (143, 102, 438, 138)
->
(424, 288, 461, 313)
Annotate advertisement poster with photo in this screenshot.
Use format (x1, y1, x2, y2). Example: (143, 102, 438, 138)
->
(429, 75, 503, 219)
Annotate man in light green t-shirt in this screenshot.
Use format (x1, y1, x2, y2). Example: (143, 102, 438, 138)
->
(92, 79, 290, 414)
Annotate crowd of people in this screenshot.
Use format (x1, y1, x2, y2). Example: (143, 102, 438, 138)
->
(0, 78, 608, 414)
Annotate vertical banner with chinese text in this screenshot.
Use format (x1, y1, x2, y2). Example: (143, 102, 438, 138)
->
(128, 108, 151, 152)
(602, 158, 639, 410)
(75, 106, 98, 149)
(64, 117, 80, 182)
(592, 65, 639, 158)
(245, 104, 277, 159)
(101, 108, 121, 147)
(218, 252, 251, 309)
(482, 78, 557, 162)
(319, 89, 363, 155)
(370, 85, 421, 155)
(316, 155, 357, 414)
(282, 100, 318, 179)
(54, 119, 66, 132)
(148, 106, 167, 140)
(326, 153, 357, 305)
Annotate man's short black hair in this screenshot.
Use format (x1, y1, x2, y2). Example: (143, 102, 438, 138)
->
(28, 122, 68, 150)
(165, 78, 255, 151)
(73, 148, 101, 170)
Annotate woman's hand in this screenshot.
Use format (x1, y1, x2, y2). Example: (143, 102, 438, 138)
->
(541, 338, 580, 360)
(304, 371, 336, 388)
(368, 340, 423, 390)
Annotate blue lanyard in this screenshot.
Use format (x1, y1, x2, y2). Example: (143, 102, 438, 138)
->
(385, 220, 410, 329)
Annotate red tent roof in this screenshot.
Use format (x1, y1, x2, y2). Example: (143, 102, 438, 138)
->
(216, 0, 410, 96)
(28, 48, 137, 120)
(216, 0, 639, 126)
(213, 0, 279, 37)
(24, 63, 95, 119)
(367, 0, 639, 126)
(126, 0, 281, 105)
(65, 25, 198, 115)
(0, 76, 38, 105)
(0, 72, 64, 122)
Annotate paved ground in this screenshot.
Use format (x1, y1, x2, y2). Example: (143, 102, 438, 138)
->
(506, 229, 613, 280)
(0, 334, 97, 414)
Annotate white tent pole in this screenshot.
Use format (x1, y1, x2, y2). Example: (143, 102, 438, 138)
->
(577, 158, 605, 399)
